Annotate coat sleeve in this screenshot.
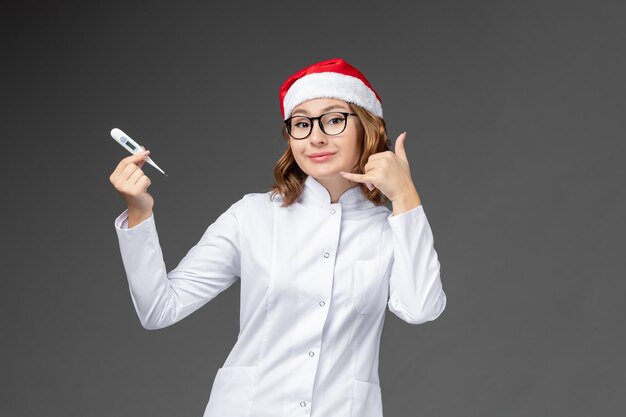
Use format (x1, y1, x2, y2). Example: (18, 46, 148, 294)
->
(113, 195, 250, 330)
(385, 204, 447, 325)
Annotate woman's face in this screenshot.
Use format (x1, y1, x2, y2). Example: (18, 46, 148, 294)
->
(288, 98, 363, 183)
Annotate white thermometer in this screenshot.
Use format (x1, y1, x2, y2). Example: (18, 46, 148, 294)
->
(110, 128, 168, 177)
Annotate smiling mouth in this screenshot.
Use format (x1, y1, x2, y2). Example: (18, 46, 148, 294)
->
(308, 152, 336, 157)
(309, 153, 335, 161)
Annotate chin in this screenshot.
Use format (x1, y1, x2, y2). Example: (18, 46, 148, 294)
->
(303, 164, 342, 179)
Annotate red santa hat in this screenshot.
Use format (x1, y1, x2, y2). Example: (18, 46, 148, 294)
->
(279, 58, 383, 120)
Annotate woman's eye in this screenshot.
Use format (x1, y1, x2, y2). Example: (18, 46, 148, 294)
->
(328, 117, 344, 125)
(295, 121, 310, 129)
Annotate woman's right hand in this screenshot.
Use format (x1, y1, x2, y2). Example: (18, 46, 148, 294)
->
(109, 147, 154, 224)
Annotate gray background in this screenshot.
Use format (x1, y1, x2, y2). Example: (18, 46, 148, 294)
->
(2, 1, 624, 416)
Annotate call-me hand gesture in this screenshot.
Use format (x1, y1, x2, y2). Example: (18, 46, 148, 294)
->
(340, 132, 422, 214)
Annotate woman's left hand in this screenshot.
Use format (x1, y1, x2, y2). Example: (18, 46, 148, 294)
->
(340, 131, 419, 203)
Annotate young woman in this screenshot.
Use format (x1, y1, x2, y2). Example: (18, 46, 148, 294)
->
(110, 58, 446, 417)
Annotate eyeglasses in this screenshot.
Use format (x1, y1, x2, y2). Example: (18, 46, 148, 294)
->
(284, 112, 357, 140)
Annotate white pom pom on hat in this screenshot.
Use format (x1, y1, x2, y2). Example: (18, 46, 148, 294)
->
(279, 58, 383, 120)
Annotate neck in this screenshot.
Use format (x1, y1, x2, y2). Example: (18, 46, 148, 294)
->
(313, 175, 358, 203)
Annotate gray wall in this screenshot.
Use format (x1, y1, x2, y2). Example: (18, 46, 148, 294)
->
(2, 1, 624, 416)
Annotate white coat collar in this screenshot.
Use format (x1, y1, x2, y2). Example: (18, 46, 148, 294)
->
(300, 175, 375, 210)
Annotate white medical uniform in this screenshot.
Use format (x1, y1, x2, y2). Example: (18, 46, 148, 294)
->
(114, 175, 446, 417)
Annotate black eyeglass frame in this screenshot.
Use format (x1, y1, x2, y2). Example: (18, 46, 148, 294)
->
(284, 112, 357, 140)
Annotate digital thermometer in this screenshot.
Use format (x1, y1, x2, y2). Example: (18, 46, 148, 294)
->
(110, 128, 168, 177)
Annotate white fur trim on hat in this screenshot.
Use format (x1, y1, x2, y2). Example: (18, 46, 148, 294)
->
(282, 72, 383, 120)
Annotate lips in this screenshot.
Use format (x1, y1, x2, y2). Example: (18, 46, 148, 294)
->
(308, 152, 336, 158)
(308, 152, 336, 162)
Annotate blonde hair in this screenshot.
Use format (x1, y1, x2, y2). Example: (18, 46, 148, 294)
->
(269, 102, 390, 207)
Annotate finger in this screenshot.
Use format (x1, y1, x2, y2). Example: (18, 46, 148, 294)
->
(363, 159, 376, 173)
(134, 169, 150, 187)
(394, 132, 409, 163)
(138, 149, 149, 166)
(123, 149, 149, 165)
(139, 146, 146, 165)
(341, 170, 377, 191)
(112, 150, 150, 177)
(121, 151, 150, 175)
(119, 157, 145, 181)
(128, 167, 145, 186)
(137, 175, 151, 192)
(364, 157, 387, 173)
(343, 173, 374, 190)
(339, 171, 368, 183)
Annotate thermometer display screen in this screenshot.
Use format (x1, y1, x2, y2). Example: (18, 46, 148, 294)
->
(124, 139, 137, 151)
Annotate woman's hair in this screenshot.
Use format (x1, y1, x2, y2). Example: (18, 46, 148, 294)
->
(269, 102, 390, 207)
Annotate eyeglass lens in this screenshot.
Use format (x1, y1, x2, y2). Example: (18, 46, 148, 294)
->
(288, 112, 348, 139)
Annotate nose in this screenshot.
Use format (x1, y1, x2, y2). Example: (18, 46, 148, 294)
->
(309, 120, 327, 145)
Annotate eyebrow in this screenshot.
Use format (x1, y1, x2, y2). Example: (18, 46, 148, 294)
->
(292, 104, 350, 116)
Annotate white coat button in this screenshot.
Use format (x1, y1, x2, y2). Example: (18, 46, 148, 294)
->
(300, 401, 307, 407)
(319, 300, 325, 307)
(330, 209, 336, 214)
(308, 351, 315, 357)
(323, 252, 330, 258)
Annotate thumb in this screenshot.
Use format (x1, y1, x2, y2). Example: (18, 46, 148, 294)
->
(394, 132, 409, 163)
